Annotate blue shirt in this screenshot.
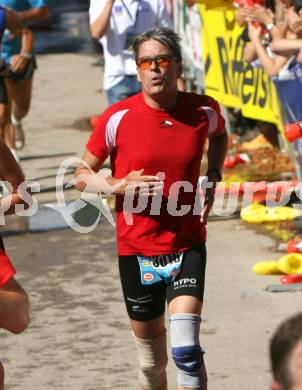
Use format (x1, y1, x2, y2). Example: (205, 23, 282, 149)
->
(0, 0, 46, 63)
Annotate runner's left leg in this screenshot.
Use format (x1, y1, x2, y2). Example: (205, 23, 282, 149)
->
(167, 244, 207, 390)
(5, 77, 33, 149)
(6, 77, 33, 123)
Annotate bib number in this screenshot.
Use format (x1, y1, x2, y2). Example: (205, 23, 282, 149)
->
(137, 253, 184, 285)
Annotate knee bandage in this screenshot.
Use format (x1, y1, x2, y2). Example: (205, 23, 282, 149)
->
(133, 329, 168, 389)
(170, 313, 207, 389)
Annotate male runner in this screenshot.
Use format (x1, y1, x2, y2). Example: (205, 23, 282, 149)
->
(0, 5, 33, 160)
(0, 0, 49, 152)
(75, 28, 228, 390)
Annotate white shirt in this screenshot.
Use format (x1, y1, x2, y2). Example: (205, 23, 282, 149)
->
(89, 0, 172, 90)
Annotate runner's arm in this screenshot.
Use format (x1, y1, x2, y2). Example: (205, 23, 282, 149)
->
(20, 27, 34, 53)
(0, 140, 29, 215)
(90, 0, 115, 40)
(74, 150, 163, 196)
(5, 9, 34, 51)
(17, 6, 50, 22)
(200, 130, 228, 224)
(207, 130, 228, 181)
(9, 27, 33, 73)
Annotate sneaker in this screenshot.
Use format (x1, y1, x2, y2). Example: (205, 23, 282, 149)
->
(11, 116, 25, 150)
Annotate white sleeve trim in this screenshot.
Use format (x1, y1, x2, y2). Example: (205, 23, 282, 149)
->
(105, 109, 129, 153)
(202, 106, 218, 134)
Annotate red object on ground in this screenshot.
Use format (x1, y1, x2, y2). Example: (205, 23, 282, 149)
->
(285, 122, 302, 143)
(224, 156, 237, 169)
(287, 240, 302, 253)
(281, 274, 302, 284)
(90, 115, 99, 128)
(223, 153, 248, 169)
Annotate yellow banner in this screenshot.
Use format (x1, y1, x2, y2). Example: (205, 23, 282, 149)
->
(196, 2, 283, 130)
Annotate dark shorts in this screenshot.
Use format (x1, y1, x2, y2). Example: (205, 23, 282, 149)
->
(0, 75, 8, 104)
(118, 243, 207, 321)
(6, 56, 37, 81)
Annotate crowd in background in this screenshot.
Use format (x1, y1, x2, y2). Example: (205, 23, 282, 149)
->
(236, 0, 302, 126)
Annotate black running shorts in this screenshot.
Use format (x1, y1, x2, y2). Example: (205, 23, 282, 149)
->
(118, 243, 207, 321)
(6, 56, 37, 81)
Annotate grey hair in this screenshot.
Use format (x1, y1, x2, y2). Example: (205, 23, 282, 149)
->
(132, 28, 182, 63)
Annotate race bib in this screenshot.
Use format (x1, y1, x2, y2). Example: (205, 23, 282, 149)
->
(137, 252, 184, 285)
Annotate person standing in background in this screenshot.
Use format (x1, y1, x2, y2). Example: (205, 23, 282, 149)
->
(0, 0, 50, 155)
(0, 5, 33, 161)
(89, 0, 172, 104)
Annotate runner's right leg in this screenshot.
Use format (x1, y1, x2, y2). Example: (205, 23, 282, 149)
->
(131, 316, 167, 390)
(119, 255, 167, 390)
(5, 77, 33, 150)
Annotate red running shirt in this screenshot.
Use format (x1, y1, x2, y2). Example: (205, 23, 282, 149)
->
(87, 92, 225, 256)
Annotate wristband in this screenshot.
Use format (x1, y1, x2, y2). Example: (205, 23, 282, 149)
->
(206, 168, 222, 182)
(20, 52, 32, 59)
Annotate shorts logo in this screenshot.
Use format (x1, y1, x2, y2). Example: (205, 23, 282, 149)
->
(174, 278, 197, 287)
(144, 273, 154, 282)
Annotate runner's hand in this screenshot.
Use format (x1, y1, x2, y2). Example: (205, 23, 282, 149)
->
(119, 169, 164, 197)
(200, 185, 216, 224)
(10, 54, 28, 73)
(200, 171, 219, 224)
